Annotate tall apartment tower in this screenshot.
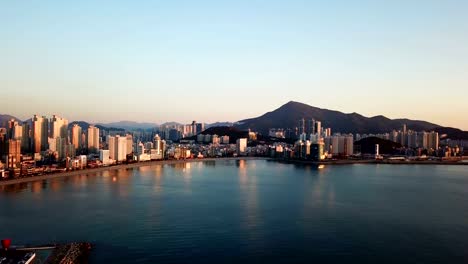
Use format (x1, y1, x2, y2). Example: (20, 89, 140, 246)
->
(306, 119, 315, 135)
(314, 121, 322, 138)
(71, 124, 82, 150)
(298, 118, 306, 135)
(6, 139, 21, 169)
(126, 134, 133, 155)
(50, 115, 68, 140)
(87, 125, 100, 153)
(32, 115, 49, 153)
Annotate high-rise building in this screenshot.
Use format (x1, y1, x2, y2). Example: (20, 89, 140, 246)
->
(314, 121, 322, 138)
(196, 123, 205, 134)
(428, 131, 439, 151)
(87, 125, 100, 153)
(50, 115, 68, 140)
(306, 119, 314, 135)
(325, 134, 353, 156)
(108, 136, 116, 160)
(99, 149, 110, 165)
(298, 118, 305, 135)
(6, 139, 21, 169)
(310, 142, 324, 161)
(32, 115, 48, 153)
(117, 136, 127, 161)
(21, 122, 30, 152)
(126, 134, 133, 155)
(236, 138, 247, 155)
(71, 124, 82, 150)
(153, 134, 165, 159)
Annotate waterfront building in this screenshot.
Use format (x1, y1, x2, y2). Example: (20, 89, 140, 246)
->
(108, 136, 116, 160)
(153, 134, 165, 160)
(117, 136, 127, 162)
(236, 138, 247, 156)
(137, 142, 145, 155)
(99, 149, 110, 165)
(325, 134, 354, 157)
(310, 142, 324, 161)
(6, 139, 21, 169)
(32, 115, 49, 153)
(126, 134, 133, 155)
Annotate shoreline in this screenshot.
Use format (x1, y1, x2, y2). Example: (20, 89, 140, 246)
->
(1, 157, 466, 186)
(276, 159, 468, 166)
(0, 157, 268, 186)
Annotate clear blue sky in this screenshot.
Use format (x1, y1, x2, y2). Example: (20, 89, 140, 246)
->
(1, 0, 467, 129)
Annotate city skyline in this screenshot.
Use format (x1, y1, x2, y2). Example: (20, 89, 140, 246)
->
(1, 1, 467, 129)
(2, 98, 467, 131)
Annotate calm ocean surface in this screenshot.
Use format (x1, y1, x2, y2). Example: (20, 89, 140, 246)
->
(1, 159, 467, 263)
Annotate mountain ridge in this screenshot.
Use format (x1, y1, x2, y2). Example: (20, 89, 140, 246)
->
(235, 101, 460, 137)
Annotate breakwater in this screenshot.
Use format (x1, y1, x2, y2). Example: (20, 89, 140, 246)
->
(45, 242, 92, 264)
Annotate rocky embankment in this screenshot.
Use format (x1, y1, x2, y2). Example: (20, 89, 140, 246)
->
(45, 242, 92, 264)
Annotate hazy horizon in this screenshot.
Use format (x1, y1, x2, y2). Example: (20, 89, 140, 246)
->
(1, 100, 463, 130)
(1, 1, 467, 129)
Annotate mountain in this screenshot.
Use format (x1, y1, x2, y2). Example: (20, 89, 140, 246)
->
(68, 121, 125, 132)
(236, 101, 440, 135)
(206, 122, 234, 129)
(160, 122, 182, 127)
(432, 127, 468, 140)
(0, 114, 21, 127)
(97, 121, 157, 130)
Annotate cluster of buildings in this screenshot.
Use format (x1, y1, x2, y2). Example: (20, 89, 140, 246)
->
(268, 119, 354, 161)
(0, 113, 464, 178)
(266, 119, 462, 161)
(356, 124, 440, 152)
(0, 114, 258, 178)
(158, 121, 204, 141)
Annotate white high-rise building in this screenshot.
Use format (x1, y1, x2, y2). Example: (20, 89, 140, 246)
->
(153, 134, 165, 159)
(99, 149, 110, 165)
(50, 115, 68, 140)
(87, 125, 100, 153)
(117, 136, 127, 161)
(236, 138, 247, 155)
(107, 135, 127, 162)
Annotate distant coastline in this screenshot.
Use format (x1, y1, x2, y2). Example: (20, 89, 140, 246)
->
(276, 159, 468, 166)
